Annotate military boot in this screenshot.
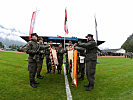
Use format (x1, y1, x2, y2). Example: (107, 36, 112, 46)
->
(30, 81, 37, 88)
(57, 70, 59, 74)
(37, 75, 43, 79)
(33, 80, 39, 84)
(46, 69, 49, 74)
(86, 85, 94, 91)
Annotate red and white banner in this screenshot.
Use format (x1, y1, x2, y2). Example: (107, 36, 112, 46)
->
(64, 8, 68, 34)
(29, 11, 36, 40)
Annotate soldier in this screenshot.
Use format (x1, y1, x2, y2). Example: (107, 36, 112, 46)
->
(25, 33, 39, 88)
(57, 43, 64, 74)
(45, 41, 52, 74)
(36, 37, 45, 79)
(78, 34, 97, 91)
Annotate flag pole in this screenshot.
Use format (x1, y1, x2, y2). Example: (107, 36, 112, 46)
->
(94, 15, 98, 44)
(64, 32, 66, 50)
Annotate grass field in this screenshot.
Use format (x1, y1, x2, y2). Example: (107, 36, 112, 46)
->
(0, 51, 133, 100)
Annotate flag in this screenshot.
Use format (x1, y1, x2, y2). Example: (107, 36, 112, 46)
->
(29, 11, 37, 40)
(64, 8, 68, 34)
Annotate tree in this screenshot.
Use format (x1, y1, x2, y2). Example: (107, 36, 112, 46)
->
(9, 44, 20, 50)
(121, 33, 133, 52)
(0, 42, 3, 48)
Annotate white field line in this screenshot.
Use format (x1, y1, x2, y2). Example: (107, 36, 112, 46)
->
(63, 64, 72, 100)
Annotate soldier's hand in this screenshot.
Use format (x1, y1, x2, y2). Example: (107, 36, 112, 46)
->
(36, 50, 39, 54)
(84, 50, 86, 54)
(40, 50, 44, 54)
(49, 42, 52, 45)
(74, 43, 78, 47)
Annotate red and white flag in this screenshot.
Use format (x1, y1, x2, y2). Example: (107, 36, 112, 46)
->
(64, 8, 68, 34)
(29, 11, 37, 40)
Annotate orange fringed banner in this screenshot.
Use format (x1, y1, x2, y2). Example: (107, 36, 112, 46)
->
(72, 50, 77, 87)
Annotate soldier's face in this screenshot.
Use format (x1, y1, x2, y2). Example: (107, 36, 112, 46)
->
(39, 40, 43, 44)
(59, 45, 62, 47)
(32, 35, 37, 40)
(69, 43, 72, 45)
(87, 37, 92, 41)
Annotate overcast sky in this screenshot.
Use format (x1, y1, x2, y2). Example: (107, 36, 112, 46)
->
(0, 0, 133, 49)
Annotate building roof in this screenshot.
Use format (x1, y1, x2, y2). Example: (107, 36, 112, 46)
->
(20, 36, 105, 46)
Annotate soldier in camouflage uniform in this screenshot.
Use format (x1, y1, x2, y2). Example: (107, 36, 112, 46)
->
(45, 41, 52, 74)
(25, 33, 39, 88)
(57, 43, 64, 74)
(36, 37, 45, 79)
(78, 34, 97, 91)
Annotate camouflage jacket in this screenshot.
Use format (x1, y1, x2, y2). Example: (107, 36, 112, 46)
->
(25, 39, 39, 62)
(78, 39, 97, 61)
(57, 47, 65, 60)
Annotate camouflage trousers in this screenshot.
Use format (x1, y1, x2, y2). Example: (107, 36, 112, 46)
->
(57, 58, 63, 70)
(46, 57, 52, 72)
(28, 61, 37, 82)
(86, 60, 96, 86)
(37, 59, 43, 76)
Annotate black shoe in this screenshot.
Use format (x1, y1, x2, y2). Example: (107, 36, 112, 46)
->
(37, 75, 43, 79)
(33, 81, 39, 84)
(86, 86, 94, 91)
(84, 84, 90, 87)
(30, 83, 37, 88)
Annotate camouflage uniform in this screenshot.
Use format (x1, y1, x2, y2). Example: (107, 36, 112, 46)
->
(25, 38, 39, 86)
(36, 42, 45, 78)
(57, 46, 64, 74)
(45, 46, 52, 73)
(78, 35, 97, 90)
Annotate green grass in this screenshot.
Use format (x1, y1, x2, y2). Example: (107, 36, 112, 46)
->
(68, 57, 133, 100)
(1, 51, 133, 100)
(0, 51, 66, 100)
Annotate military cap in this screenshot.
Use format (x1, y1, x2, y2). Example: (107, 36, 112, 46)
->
(49, 41, 52, 43)
(69, 41, 72, 43)
(31, 33, 38, 37)
(38, 37, 43, 40)
(85, 34, 93, 38)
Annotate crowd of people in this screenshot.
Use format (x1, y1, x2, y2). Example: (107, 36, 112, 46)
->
(25, 33, 98, 91)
